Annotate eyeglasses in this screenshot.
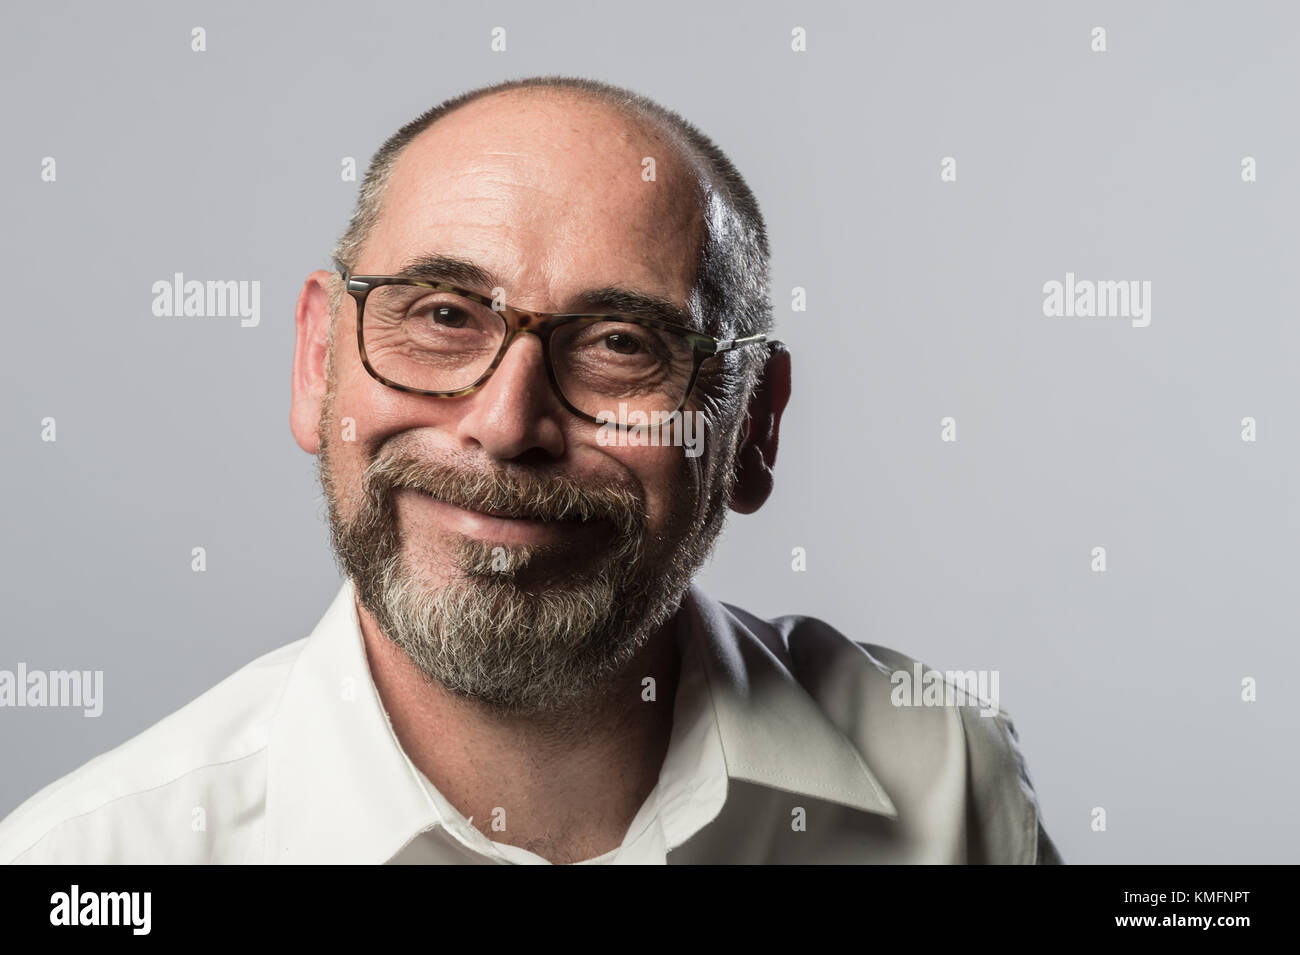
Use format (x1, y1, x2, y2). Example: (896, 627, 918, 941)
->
(335, 262, 776, 426)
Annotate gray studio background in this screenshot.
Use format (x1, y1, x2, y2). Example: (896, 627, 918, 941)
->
(2, 0, 1296, 863)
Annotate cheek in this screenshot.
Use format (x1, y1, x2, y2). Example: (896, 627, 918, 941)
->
(321, 378, 403, 507)
(607, 443, 703, 537)
(320, 435, 369, 520)
(327, 368, 428, 460)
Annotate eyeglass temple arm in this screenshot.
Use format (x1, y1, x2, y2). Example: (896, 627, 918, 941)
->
(711, 333, 784, 354)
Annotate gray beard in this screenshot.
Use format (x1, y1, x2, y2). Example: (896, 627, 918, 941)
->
(316, 424, 733, 717)
(363, 537, 673, 714)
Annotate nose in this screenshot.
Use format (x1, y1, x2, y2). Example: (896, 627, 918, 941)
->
(453, 329, 567, 461)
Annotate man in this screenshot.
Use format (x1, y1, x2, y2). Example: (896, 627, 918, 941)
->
(0, 75, 1061, 864)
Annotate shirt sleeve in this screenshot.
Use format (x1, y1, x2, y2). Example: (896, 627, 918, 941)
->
(960, 703, 1064, 864)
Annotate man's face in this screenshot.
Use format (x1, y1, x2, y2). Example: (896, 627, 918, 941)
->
(302, 91, 742, 715)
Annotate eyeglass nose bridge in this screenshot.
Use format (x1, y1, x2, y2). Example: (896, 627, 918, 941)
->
(498, 304, 561, 334)
(494, 306, 575, 355)
(481, 307, 568, 391)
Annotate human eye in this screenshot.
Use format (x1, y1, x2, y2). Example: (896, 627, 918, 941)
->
(574, 321, 674, 363)
(416, 302, 474, 329)
(601, 329, 657, 356)
(407, 294, 492, 330)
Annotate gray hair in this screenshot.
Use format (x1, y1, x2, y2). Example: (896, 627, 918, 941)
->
(328, 74, 773, 416)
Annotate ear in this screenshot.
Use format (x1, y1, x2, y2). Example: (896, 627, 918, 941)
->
(290, 270, 337, 455)
(728, 343, 791, 515)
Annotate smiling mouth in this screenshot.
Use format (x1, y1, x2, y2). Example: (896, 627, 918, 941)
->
(405, 487, 584, 524)
(394, 486, 622, 552)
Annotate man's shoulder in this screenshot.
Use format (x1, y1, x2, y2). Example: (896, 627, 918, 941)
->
(722, 599, 1000, 710)
(0, 637, 309, 864)
(717, 600, 1062, 864)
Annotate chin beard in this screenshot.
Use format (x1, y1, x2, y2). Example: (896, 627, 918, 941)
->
(318, 435, 729, 717)
(362, 537, 675, 714)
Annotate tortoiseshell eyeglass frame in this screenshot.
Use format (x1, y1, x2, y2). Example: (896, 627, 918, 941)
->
(335, 262, 779, 426)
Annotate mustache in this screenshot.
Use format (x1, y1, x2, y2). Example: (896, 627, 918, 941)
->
(362, 450, 645, 536)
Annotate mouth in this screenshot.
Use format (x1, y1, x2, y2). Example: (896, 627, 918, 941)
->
(405, 488, 581, 523)
(396, 487, 606, 547)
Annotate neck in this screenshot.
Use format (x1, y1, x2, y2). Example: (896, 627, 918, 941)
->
(355, 596, 683, 864)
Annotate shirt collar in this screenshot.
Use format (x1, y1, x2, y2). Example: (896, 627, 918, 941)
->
(264, 579, 438, 863)
(679, 583, 898, 820)
(264, 578, 895, 863)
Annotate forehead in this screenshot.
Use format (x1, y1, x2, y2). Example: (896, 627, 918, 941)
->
(363, 91, 707, 304)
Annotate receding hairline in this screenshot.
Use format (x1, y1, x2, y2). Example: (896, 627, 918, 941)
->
(425, 83, 694, 146)
(370, 84, 710, 250)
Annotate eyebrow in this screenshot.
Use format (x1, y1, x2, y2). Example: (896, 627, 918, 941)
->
(392, 252, 701, 331)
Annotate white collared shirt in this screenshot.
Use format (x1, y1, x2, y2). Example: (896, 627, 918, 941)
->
(0, 579, 1061, 864)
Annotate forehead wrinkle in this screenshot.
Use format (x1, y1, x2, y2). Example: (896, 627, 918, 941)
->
(397, 165, 702, 242)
